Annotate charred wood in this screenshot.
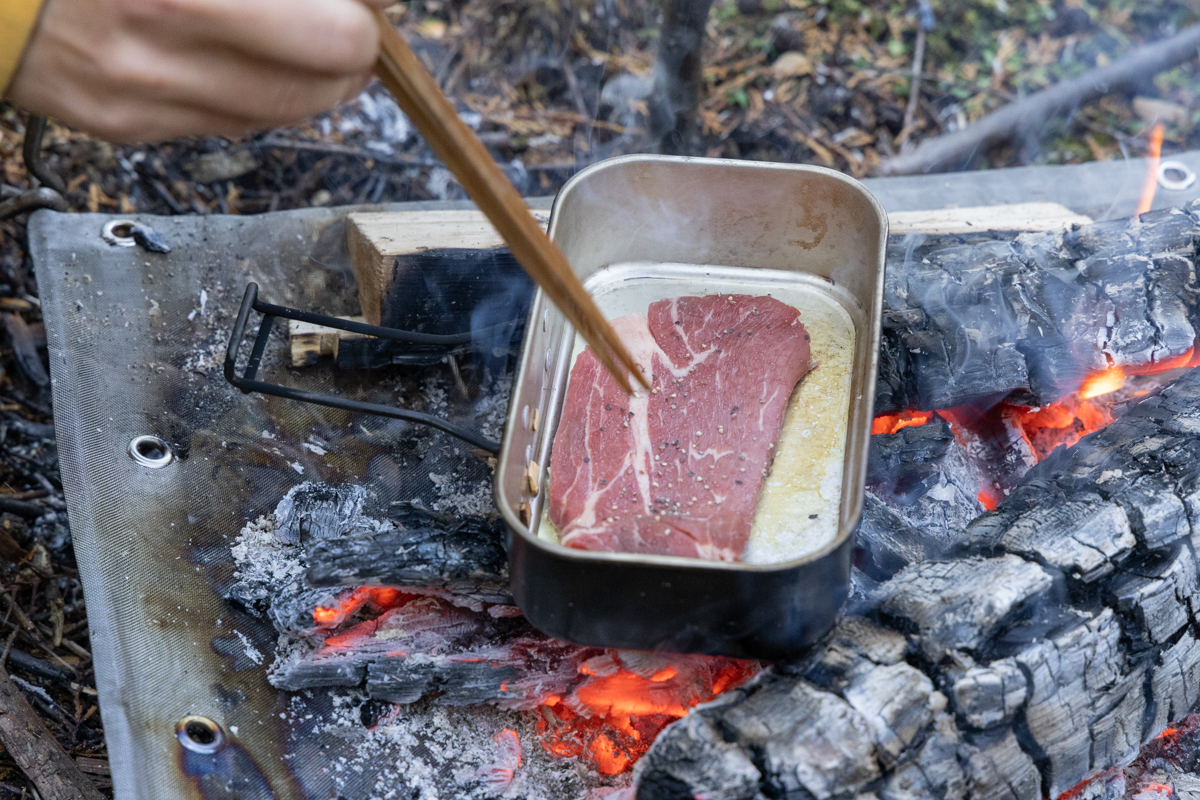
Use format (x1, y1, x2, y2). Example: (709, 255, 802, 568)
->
(875, 205, 1200, 413)
(227, 484, 511, 626)
(269, 594, 589, 707)
(858, 414, 985, 579)
(637, 368, 1200, 800)
(305, 514, 510, 603)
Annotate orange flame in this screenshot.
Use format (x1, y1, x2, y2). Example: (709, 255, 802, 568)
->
(1137, 122, 1164, 215)
(1008, 342, 1200, 465)
(1079, 364, 1126, 399)
(871, 409, 934, 435)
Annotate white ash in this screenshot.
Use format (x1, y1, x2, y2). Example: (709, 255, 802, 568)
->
(235, 630, 265, 665)
(304, 690, 625, 800)
(421, 375, 449, 417)
(475, 374, 512, 444)
(229, 514, 306, 611)
(428, 470, 494, 519)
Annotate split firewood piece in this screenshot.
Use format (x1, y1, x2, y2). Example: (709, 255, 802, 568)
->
(887, 202, 1090, 235)
(0, 664, 105, 800)
(346, 211, 544, 329)
(287, 318, 367, 367)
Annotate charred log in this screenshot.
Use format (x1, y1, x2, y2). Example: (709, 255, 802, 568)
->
(875, 204, 1200, 413)
(637, 368, 1200, 800)
(268, 593, 590, 707)
(305, 513, 510, 603)
(227, 484, 511, 625)
(857, 414, 985, 581)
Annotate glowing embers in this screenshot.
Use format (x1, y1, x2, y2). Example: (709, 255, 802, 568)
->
(1005, 397, 1116, 464)
(534, 653, 758, 775)
(871, 349, 1200, 510)
(871, 409, 934, 435)
(312, 586, 412, 629)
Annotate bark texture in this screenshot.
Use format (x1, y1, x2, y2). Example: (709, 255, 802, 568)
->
(635, 367, 1200, 800)
(0, 665, 105, 800)
(876, 203, 1200, 413)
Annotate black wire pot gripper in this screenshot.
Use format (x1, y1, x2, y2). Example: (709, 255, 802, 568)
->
(223, 282, 510, 453)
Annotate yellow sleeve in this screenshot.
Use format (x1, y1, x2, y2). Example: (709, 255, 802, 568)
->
(0, 0, 44, 93)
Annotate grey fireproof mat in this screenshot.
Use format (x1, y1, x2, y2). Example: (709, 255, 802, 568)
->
(30, 152, 1200, 799)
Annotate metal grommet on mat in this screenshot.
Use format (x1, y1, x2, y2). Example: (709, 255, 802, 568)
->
(128, 435, 173, 468)
(1158, 161, 1196, 192)
(176, 716, 225, 754)
(102, 219, 138, 247)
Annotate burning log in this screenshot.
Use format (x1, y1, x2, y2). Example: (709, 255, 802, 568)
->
(269, 594, 589, 706)
(857, 413, 985, 580)
(305, 508, 511, 604)
(875, 203, 1200, 413)
(636, 367, 1200, 799)
(228, 484, 511, 624)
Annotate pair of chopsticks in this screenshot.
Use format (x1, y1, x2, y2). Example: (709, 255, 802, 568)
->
(371, 11, 648, 394)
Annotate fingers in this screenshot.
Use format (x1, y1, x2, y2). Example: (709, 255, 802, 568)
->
(8, 0, 389, 142)
(104, 42, 369, 126)
(120, 0, 381, 76)
(14, 82, 261, 143)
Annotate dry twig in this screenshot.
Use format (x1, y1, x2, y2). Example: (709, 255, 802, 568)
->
(879, 23, 1200, 175)
(0, 664, 104, 800)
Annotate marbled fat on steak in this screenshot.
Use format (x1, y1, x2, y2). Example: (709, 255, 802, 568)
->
(548, 294, 812, 560)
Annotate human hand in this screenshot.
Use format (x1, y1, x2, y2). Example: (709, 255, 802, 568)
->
(6, 0, 392, 143)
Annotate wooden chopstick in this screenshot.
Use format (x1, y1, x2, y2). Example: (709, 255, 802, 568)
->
(371, 11, 649, 394)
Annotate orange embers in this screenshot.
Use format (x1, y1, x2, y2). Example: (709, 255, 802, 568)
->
(534, 655, 759, 775)
(1008, 348, 1198, 463)
(871, 409, 934, 435)
(311, 586, 411, 629)
(976, 486, 1005, 511)
(1005, 396, 1116, 463)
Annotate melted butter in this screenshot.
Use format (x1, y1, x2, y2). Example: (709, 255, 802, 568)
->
(744, 296, 853, 563)
(537, 261, 856, 563)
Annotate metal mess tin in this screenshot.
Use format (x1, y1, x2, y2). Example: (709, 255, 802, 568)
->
(496, 155, 887, 660)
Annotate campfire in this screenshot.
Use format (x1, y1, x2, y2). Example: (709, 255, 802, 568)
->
(209, 190, 1200, 800)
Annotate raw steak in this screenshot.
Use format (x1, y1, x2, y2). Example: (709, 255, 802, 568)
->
(548, 294, 812, 560)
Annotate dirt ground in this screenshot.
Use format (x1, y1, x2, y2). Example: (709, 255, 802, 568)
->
(0, 0, 1196, 795)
